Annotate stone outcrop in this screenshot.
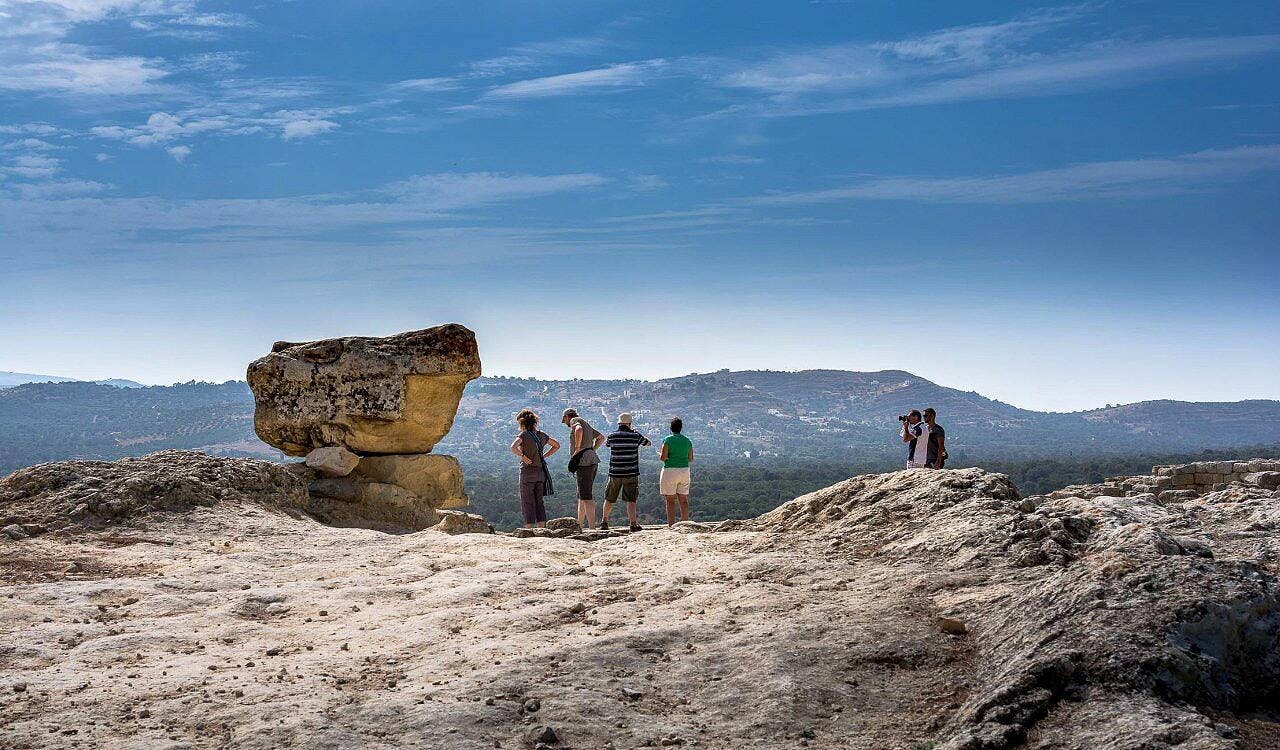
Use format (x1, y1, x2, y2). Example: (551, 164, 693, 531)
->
(430, 509, 493, 535)
(247, 324, 482, 532)
(246, 324, 480, 456)
(735, 462, 1280, 749)
(2, 455, 1278, 748)
(0, 450, 309, 533)
(351, 454, 468, 509)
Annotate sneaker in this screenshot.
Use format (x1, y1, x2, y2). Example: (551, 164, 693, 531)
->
(629, 523, 642, 532)
(599, 519, 609, 530)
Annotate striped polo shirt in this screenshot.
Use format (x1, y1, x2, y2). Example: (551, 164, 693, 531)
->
(605, 425, 650, 478)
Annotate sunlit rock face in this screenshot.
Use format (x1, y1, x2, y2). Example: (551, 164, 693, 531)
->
(246, 324, 481, 457)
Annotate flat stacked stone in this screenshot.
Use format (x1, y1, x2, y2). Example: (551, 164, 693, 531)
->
(247, 324, 483, 532)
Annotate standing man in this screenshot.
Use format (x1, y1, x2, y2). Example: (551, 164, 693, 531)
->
(562, 408, 605, 529)
(602, 412, 651, 532)
(923, 408, 946, 469)
(900, 410, 925, 468)
(659, 417, 693, 526)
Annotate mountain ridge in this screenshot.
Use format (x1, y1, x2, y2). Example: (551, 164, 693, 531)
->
(1, 370, 1277, 476)
(0, 371, 145, 389)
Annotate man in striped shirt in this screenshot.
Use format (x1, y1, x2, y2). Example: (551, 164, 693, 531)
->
(601, 412, 651, 532)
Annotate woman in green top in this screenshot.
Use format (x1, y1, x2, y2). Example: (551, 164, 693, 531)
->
(658, 417, 694, 527)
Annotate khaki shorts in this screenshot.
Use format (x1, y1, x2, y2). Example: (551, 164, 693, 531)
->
(659, 467, 691, 495)
(604, 476, 639, 503)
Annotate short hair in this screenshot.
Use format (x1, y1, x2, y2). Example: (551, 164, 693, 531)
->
(562, 408, 578, 420)
(908, 409, 922, 419)
(923, 408, 936, 419)
(516, 408, 539, 431)
(670, 417, 683, 434)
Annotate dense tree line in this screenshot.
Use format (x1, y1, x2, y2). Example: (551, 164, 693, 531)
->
(464, 444, 1280, 530)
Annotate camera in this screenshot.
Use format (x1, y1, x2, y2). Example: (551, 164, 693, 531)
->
(897, 415, 909, 422)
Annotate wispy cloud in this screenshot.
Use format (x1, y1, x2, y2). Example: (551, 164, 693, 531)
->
(468, 36, 615, 77)
(3, 153, 61, 179)
(484, 60, 666, 100)
(2, 138, 62, 151)
(391, 77, 460, 93)
(91, 106, 353, 149)
(381, 172, 609, 210)
(0, 171, 610, 243)
(700, 155, 765, 165)
(746, 145, 1280, 205)
(12, 178, 110, 198)
(0, 123, 62, 136)
(0, 0, 251, 96)
(281, 118, 338, 141)
(165, 144, 191, 162)
(711, 8, 1280, 118)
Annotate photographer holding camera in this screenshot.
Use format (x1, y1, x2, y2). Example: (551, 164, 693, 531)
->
(899, 410, 925, 468)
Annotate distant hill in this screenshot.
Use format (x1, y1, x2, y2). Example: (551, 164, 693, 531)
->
(0, 371, 145, 389)
(1, 370, 1277, 475)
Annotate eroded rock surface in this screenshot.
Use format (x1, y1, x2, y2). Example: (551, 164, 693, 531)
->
(246, 324, 481, 456)
(2, 458, 1277, 749)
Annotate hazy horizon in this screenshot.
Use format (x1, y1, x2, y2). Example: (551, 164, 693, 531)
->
(6, 350, 1279, 415)
(2, 1, 1277, 411)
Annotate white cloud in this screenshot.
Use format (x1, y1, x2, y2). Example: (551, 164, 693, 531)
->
(0, 123, 62, 135)
(747, 145, 1280, 205)
(3, 153, 61, 178)
(182, 51, 246, 73)
(0, 47, 171, 95)
(468, 36, 614, 77)
(95, 153, 113, 162)
(0, 0, 251, 96)
(381, 172, 609, 210)
(11, 178, 109, 198)
(281, 118, 338, 140)
(392, 77, 460, 92)
(0, 171, 611, 246)
(712, 9, 1280, 118)
(628, 174, 668, 192)
(484, 60, 666, 100)
(92, 111, 230, 145)
(166, 144, 191, 162)
(89, 106, 354, 149)
(3, 138, 61, 150)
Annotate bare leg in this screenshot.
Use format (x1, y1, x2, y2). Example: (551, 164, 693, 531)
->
(663, 494, 677, 526)
(576, 499, 587, 527)
(602, 500, 614, 525)
(626, 502, 639, 526)
(677, 493, 690, 522)
(583, 500, 597, 528)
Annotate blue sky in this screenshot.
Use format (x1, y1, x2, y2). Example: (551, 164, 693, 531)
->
(1, 1, 1277, 411)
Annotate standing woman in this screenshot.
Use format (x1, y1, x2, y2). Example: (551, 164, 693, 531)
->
(659, 417, 694, 527)
(509, 408, 559, 529)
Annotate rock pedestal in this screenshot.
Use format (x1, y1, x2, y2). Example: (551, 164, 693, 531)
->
(248, 324, 483, 532)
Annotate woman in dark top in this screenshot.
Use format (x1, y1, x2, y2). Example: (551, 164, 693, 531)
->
(509, 408, 559, 529)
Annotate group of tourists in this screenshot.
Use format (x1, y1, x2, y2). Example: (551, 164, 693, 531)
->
(510, 408, 693, 531)
(509, 404, 948, 531)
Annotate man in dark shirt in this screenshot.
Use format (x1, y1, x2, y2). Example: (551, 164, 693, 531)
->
(601, 412, 650, 531)
(923, 408, 946, 469)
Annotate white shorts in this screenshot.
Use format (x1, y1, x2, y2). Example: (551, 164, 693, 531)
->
(659, 467, 691, 495)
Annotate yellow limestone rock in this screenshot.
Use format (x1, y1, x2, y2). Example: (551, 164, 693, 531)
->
(353, 454, 469, 510)
(246, 324, 481, 456)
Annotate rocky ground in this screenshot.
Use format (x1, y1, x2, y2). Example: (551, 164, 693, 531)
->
(2, 453, 1278, 749)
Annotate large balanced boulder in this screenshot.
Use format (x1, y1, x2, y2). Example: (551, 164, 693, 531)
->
(246, 324, 481, 456)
